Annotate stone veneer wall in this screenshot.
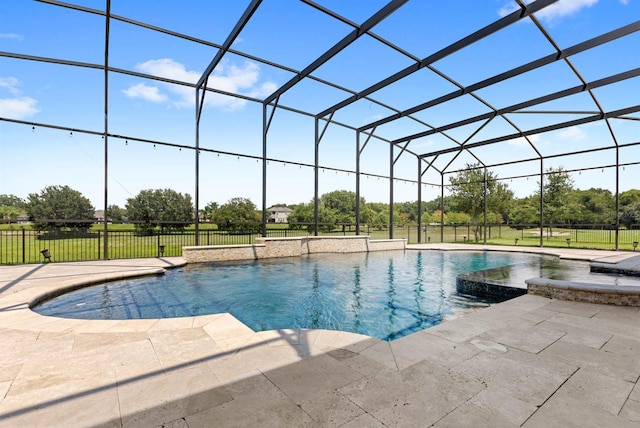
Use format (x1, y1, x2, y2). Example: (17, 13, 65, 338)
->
(369, 239, 406, 252)
(526, 278, 640, 306)
(183, 236, 406, 264)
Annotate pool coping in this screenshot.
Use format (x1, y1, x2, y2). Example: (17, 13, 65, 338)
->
(0, 258, 188, 333)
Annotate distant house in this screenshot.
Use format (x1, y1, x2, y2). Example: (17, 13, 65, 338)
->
(94, 210, 111, 223)
(268, 206, 292, 223)
(16, 215, 30, 224)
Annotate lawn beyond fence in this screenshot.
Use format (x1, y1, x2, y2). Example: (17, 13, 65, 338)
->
(0, 229, 269, 264)
(0, 226, 377, 264)
(1, 223, 639, 264)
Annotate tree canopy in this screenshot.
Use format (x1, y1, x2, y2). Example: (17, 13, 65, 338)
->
(0, 194, 26, 221)
(448, 164, 513, 240)
(126, 188, 194, 234)
(621, 201, 640, 228)
(200, 201, 219, 223)
(212, 197, 261, 233)
(288, 202, 337, 232)
(26, 185, 95, 233)
(574, 188, 615, 224)
(538, 166, 580, 225)
(620, 190, 640, 208)
(320, 190, 368, 224)
(106, 204, 126, 223)
(508, 195, 540, 225)
(6, 170, 639, 236)
(289, 190, 371, 232)
(604, 189, 640, 227)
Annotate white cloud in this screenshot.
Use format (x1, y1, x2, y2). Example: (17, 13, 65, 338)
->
(507, 134, 540, 146)
(0, 77, 20, 94)
(122, 83, 168, 103)
(499, 0, 598, 21)
(123, 58, 276, 111)
(0, 33, 23, 41)
(537, 0, 598, 20)
(0, 97, 40, 119)
(255, 81, 278, 97)
(0, 76, 39, 119)
(558, 126, 587, 141)
(620, 0, 629, 4)
(136, 58, 198, 84)
(498, 3, 520, 17)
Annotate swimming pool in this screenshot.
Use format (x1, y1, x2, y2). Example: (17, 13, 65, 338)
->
(34, 250, 557, 340)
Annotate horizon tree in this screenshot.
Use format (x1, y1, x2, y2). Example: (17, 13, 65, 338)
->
(212, 197, 261, 233)
(126, 188, 194, 235)
(288, 202, 337, 233)
(448, 164, 513, 241)
(27, 185, 95, 233)
(537, 166, 581, 227)
(0, 194, 27, 221)
(319, 190, 369, 224)
(200, 201, 219, 223)
(106, 204, 126, 223)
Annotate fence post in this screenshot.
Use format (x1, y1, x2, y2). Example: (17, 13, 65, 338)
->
(22, 228, 25, 264)
(97, 230, 101, 260)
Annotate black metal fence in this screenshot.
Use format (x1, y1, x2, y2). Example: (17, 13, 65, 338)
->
(1, 223, 639, 265)
(0, 226, 365, 264)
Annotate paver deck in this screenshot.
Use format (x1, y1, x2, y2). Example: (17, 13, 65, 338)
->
(1, 246, 640, 427)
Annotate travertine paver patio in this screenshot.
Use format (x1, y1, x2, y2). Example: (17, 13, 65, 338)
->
(0, 246, 640, 427)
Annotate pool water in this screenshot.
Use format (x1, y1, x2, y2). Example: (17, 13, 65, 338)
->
(34, 251, 557, 340)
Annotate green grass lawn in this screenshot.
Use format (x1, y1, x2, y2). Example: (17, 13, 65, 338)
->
(0, 222, 307, 264)
(471, 227, 636, 251)
(1, 223, 638, 264)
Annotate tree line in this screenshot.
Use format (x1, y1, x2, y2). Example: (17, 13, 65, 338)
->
(0, 186, 263, 235)
(2, 164, 640, 236)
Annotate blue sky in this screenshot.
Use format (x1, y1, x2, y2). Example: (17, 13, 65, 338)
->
(1, 0, 640, 211)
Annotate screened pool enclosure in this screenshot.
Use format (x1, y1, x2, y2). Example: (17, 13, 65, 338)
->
(1, 0, 640, 259)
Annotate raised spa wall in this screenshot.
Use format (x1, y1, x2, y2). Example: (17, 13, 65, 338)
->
(526, 278, 640, 306)
(182, 236, 406, 264)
